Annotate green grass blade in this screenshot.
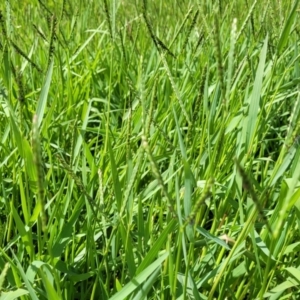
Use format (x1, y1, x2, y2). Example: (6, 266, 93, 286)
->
(36, 60, 54, 129)
(109, 252, 169, 300)
(246, 35, 268, 152)
(136, 219, 177, 274)
(0, 289, 29, 300)
(10, 252, 39, 300)
(277, 0, 299, 54)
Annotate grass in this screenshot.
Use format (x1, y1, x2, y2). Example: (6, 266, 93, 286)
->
(0, 0, 300, 299)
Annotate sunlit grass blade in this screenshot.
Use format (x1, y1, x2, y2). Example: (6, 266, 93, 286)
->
(245, 35, 268, 153)
(277, 0, 299, 54)
(109, 252, 169, 300)
(36, 60, 54, 129)
(1, 2, 300, 299)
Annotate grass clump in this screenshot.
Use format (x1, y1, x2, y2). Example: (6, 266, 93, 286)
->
(0, 0, 300, 299)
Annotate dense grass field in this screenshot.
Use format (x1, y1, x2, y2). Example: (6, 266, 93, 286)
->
(0, 0, 300, 299)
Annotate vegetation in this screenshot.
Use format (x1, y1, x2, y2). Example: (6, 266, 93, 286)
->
(0, 0, 300, 299)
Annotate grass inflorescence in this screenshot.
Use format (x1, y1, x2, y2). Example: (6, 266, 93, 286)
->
(0, 1, 300, 299)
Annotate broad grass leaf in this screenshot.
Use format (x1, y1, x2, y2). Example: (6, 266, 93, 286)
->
(29, 201, 42, 225)
(39, 269, 61, 299)
(9, 117, 36, 187)
(246, 36, 268, 151)
(264, 278, 297, 296)
(136, 219, 176, 274)
(253, 230, 276, 261)
(284, 242, 300, 255)
(172, 105, 196, 241)
(195, 226, 230, 250)
(52, 204, 82, 257)
(291, 187, 300, 212)
(8, 116, 23, 157)
(36, 60, 54, 128)
(0, 289, 29, 300)
(177, 272, 202, 300)
(51, 222, 74, 258)
(11, 252, 39, 300)
(232, 261, 247, 278)
(270, 146, 296, 186)
(11, 205, 34, 259)
(26, 261, 49, 283)
(277, 0, 299, 54)
(132, 267, 160, 300)
(109, 252, 169, 300)
(285, 267, 300, 283)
